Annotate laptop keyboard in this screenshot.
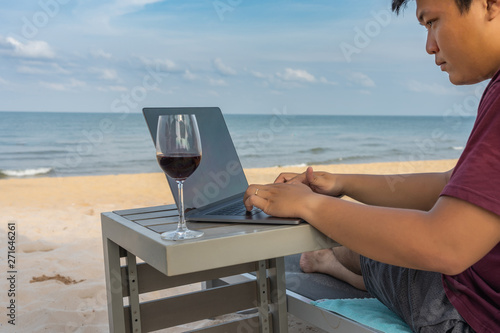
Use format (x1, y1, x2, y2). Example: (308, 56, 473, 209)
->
(207, 202, 262, 216)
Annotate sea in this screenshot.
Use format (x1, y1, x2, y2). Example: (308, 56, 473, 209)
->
(0, 111, 475, 179)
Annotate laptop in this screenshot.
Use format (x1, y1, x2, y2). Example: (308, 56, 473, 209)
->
(143, 107, 302, 225)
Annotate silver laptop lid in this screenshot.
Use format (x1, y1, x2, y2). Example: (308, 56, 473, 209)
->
(143, 107, 248, 211)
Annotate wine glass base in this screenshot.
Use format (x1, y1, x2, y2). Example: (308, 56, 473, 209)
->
(161, 229, 204, 241)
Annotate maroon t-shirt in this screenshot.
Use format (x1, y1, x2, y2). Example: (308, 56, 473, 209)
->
(441, 69, 500, 332)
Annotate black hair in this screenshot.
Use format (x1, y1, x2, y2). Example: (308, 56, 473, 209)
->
(391, 0, 473, 14)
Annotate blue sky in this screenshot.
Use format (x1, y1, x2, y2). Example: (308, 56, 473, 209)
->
(0, 0, 484, 115)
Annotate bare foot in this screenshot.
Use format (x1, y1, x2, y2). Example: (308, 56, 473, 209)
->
(300, 249, 337, 274)
(300, 249, 367, 291)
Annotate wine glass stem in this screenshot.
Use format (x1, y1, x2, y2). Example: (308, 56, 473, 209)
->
(177, 180, 188, 232)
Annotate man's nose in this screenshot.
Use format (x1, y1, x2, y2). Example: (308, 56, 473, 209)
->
(426, 31, 439, 55)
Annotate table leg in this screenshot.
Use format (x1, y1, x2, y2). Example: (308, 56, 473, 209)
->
(269, 257, 288, 333)
(127, 252, 142, 333)
(103, 238, 127, 333)
(256, 260, 271, 333)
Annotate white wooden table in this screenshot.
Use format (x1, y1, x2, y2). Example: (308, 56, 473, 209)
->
(101, 204, 337, 332)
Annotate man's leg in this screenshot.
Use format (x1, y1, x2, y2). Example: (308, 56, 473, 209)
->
(360, 256, 474, 332)
(299, 246, 366, 291)
(301, 248, 473, 331)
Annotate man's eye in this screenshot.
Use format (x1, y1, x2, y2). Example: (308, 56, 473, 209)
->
(425, 19, 436, 29)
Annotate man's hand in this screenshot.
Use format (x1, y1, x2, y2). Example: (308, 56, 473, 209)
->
(244, 182, 317, 218)
(275, 167, 343, 197)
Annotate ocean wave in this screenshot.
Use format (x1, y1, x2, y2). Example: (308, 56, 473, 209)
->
(240, 153, 263, 159)
(451, 146, 464, 151)
(305, 155, 375, 165)
(1, 149, 67, 156)
(360, 142, 385, 148)
(297, 147, 333, 154)
(271, 163, 308, 168)
(0, 167, 54, 178)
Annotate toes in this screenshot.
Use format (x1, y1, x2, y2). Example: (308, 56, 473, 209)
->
(299, 252, 315, 273)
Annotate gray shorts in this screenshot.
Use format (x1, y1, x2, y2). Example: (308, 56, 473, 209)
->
(360, 256, 474, 332)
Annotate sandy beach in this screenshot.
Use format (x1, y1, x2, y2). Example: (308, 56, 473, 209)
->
(0, 159, 457, 332)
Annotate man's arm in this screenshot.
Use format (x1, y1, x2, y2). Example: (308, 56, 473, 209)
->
(277, 168, 454, 211)
(245, 183, 500, 275)
(341, 168, 453, 211)
(300, 194, 500, 275)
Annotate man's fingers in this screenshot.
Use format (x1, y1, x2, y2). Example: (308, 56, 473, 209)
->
(275, 173, 294, 183)
(244, 193, 268, 212)
(244, 196, 253, 211)
(274, 173, 286, 183)
(305, 166, 315, 184)
(244, 184, 268, 211)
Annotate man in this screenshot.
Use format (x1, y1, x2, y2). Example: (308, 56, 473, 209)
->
(244, 0, 500, 331)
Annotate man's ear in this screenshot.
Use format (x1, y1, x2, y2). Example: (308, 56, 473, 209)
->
(486, 0, 500, 20)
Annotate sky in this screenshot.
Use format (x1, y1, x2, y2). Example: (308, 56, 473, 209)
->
(0, 0, 485, 116)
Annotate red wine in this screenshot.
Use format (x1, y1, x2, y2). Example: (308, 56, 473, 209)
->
(157, 154, 201, 180)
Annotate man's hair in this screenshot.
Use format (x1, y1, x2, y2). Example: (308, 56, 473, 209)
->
(391, 0, 473, 14)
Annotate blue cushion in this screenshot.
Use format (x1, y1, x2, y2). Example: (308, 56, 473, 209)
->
(312, 298, 412, 333)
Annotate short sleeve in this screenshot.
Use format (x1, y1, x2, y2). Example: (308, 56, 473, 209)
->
(441, 76, 500, 216)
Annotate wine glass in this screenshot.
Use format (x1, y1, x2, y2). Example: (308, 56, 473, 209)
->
(156, 114, 204, 240)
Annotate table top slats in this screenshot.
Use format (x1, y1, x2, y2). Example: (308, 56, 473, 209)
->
(114, 204, 292, 236)
(113, 205, 173, 216)
(130, 216, 180, 227)
(122, 211, 179, 221)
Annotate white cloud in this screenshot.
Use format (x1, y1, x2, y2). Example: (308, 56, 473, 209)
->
(100, 69, 118, 80)
(183, 70, 197, 81)
(1, 37, 55, 59)
(213, 58, 237, 76)
(98, 85, 128, 92)
(17, 66, 46, 75)
(319, 76, 338, 85)
(155, 59, 179, 72)
(277, 68, 316, 83)
(40, 81, 66, 91)
(139, 57, 180, 73)
(254, 69, 335, 86)
(40, 78, 86, 91)
(91, 67, 119, 81)
(251, 70, 274, 81)
(347, 72, 375, 88)
(109, 0, 164, 15)
(0, 76, 8, 85)
(69, 79, 87, 88)
(209, 78, 227, 86)
(69, 0, 167, 34)
(17, 63, 71, 75)
(90, 49, 112, 59)
(406, 80, 463, 96)
(251, 71, 268, 79)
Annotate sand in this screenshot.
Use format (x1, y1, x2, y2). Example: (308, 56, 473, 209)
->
(0, 159, 457, 332)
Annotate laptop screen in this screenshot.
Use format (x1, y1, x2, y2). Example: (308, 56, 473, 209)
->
(143, 107, 248, 211)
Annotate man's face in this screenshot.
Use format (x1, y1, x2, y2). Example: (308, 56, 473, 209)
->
(416, 0, 498, 85)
